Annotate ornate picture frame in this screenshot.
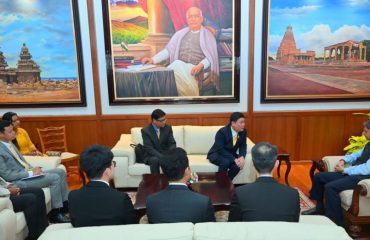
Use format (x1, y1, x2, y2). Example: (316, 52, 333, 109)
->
(261, 0, 370, 103)
(102, 0, 241, 105)
(0, 0, 86, 107)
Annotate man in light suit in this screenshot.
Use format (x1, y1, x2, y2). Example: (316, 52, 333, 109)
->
(69, 144, 138, 227)
(207, 112, 247, 180)
(0, 120, 70, 223)
(228, 142, 300, 222)
(1, 177, 48, 240)
(146, 147, 215, 223)
(141, 109, 176, 173)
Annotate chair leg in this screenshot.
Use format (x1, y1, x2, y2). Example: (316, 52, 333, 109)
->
(348, 224, 362, 238)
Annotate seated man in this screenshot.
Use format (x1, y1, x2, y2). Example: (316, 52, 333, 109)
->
(0, 120, 69, 223)
(1, 177, 48, 240)
(207, 112, 246, 180)
(69, 144, 138, 227)
(228, 142, 300, 222)
(146, 147, 215, 223)
(303, 120, 370, 226)
(141, 109, 176, 173)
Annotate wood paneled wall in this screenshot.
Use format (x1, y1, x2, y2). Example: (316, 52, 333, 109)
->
(19, 110, 368, 161)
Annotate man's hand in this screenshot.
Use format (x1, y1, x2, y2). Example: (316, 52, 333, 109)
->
(141, 57, 153, 64)
(32, 167, 43, 175)
(28, 148, 42, 156)
(191, 63, 204, 76)
(335, 159, 345, 173)
(235, 156, 245, 169)
(7, 186, 20, 196)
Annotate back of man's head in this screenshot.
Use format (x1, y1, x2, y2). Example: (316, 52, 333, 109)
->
(161, 148, 189, 181)
(151, 109, 166, 120)
(80, 144, 113, 180)
(251, 142, 278, 174)
(0, 120, 12, 133)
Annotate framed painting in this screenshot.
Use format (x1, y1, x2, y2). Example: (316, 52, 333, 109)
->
(102, 0, 241, 105)
(261, 0, 370, 103)
(0, 0, 86, 107)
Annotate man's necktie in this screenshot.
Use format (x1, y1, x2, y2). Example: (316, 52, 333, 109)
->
(157, 129, 160, 140)
(233, 134, 238, 146)
(9, 144, 30, 170)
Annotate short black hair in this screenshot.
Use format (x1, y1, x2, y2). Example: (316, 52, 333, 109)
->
(0, 120, 12, 133)
(364, 120, 370, 130)
(151, 109, 166, 120)
(160, 148, 189, 181)
(229, 112, 244, 124)
(80, 144, 114, 179)
(251, 142, 278, 174)
(1, 112, 17, 122)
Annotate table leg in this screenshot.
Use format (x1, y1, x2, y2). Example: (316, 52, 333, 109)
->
(277, 160, 281, 178)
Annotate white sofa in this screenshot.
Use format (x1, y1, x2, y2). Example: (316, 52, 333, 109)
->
(111, 125, 257, 188)
(37, 216, 352, 240)
(0, 156, 64, 240)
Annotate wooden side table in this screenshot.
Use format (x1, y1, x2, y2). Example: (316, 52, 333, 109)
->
(277, 149, 291, 186)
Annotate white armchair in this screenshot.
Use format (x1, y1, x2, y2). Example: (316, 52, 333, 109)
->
(314, 156, 370, 237)
(0, 156, 65, 240)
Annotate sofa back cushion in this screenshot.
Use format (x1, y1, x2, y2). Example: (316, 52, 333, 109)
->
(131, 126, 184, 149)
(183, 126, 222, 154)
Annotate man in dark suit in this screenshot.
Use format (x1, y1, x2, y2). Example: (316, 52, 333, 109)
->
(1, 177, 48, 240)
(68, 144, 138, 227)
(141, 109, 176, 173)
(302, 120, 370, 227)
(228, 142, 300, 222)
(0, 120, 69, 223)
(207, 112, 247, 180)
(146, 147, 215, 223)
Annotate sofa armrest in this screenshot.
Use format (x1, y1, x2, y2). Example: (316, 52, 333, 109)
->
(0, 197, 16, 240)
(246, 137, 255, 154)
(24, 156, 62, 171)
(358, 179, 370, 198)
(112, 134, 136, 166)
(322, 156, 343, 172)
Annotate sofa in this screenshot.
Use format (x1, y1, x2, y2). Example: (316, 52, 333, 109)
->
(0, 156, 65, 240)
(111, 125, 257, 188)
(313, 156, 370, 237)
(37, 216, 351, 240)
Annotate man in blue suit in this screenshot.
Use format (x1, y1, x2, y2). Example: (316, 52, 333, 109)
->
(207, 112, 247, 180)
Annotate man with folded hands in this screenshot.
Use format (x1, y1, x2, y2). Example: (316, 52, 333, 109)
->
(0, 120, 70, 223)
(69, 144, 138, 227)
(228, 142, 300, 222)
(146, 147, 215, 223)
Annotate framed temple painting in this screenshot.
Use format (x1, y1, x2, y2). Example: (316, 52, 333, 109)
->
(102, 0, 241, 105)
(0, 0, 86, 107)
(261, 0, 370, 103)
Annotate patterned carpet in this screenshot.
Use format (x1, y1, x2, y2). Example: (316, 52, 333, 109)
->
(127, 187, 315, 222)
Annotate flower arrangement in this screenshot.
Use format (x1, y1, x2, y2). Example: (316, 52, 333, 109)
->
(344, 113, 370, 155)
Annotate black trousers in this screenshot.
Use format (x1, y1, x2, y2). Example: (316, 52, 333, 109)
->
(310, 172, 370, 226)
(209, 153, 240, 180)
(144, 156, 161, 173)
(11, 187, 49, 240)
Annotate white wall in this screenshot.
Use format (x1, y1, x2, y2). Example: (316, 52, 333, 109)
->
(253, 0, 370, 112)
(0, 0, 96, 116)
(94, 0, 249, 115)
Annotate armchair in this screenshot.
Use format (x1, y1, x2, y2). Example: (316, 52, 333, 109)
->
(311, 156, 370, 237)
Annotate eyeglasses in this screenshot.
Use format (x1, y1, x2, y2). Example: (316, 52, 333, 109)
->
(156, 118, 167, 123)
(112, 161, 116, 167)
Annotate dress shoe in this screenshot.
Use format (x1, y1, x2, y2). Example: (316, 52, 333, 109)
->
(301, 207, 324, 215)
(50, 213, 71, 223)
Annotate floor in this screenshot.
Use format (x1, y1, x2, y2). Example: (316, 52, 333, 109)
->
(66, 162, 370, 239)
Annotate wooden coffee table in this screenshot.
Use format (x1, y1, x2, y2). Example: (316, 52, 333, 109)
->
(134, 172, 235, 217)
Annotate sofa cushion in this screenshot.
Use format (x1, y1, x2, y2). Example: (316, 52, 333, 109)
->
(340, 190, 353, 210)
(131, 126, 184, 149)
(39, 222, 194, 240)
(128, 163, 151, 176)
(183, 126, 221, 154)
(188, 155, 218, 172)
(15, 212, 27, 234)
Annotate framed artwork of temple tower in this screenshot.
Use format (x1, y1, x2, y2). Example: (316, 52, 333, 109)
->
(102, 0, 241, 105)
(261, 0, 370, 102)
(0, 0, 86, 107)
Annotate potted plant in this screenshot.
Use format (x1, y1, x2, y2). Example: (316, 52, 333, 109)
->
(343, 113, 370, 155)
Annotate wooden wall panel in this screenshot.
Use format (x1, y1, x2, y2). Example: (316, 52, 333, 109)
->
(251, 116, 298, 160)
(299, 115, 346, 160)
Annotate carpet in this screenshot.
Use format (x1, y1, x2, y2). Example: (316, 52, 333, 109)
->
(127, 187, 316, 222)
